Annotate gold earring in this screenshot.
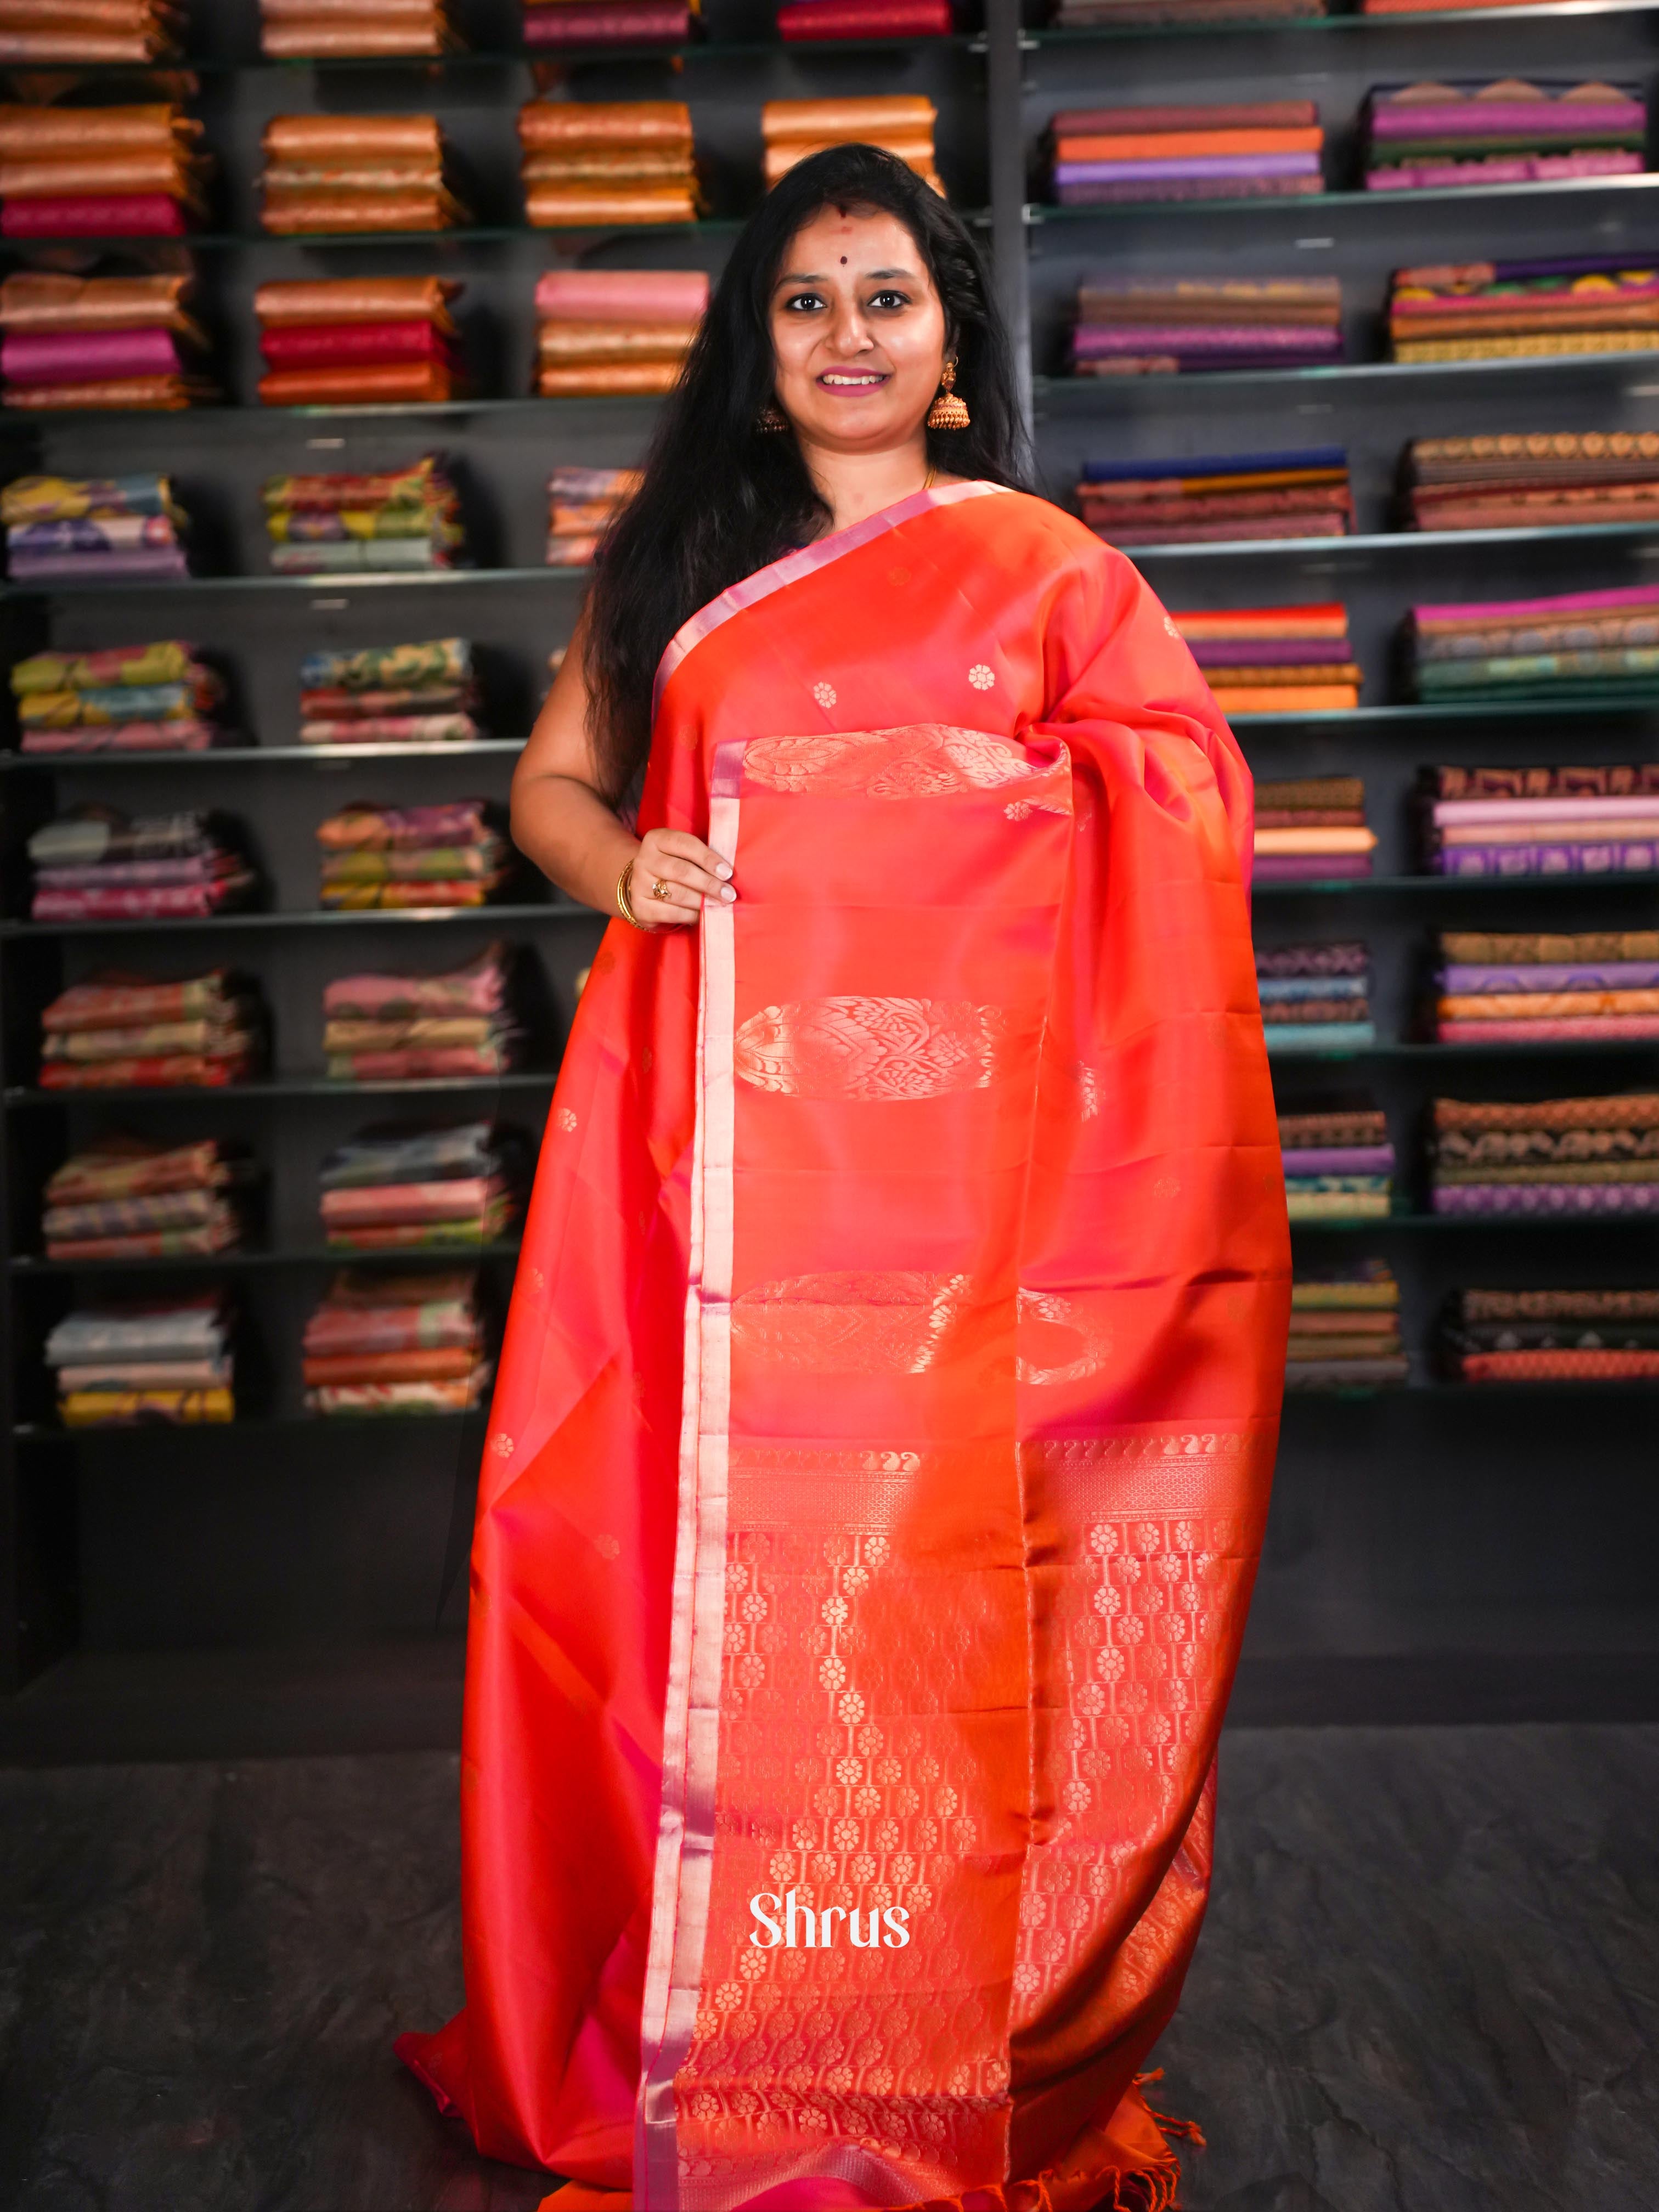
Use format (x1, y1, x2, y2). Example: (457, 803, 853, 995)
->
(757, 400, 788, 432)
(926, 356, 969, 431)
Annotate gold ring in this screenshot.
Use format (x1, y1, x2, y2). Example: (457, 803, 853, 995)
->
(652, 877, 672, 901)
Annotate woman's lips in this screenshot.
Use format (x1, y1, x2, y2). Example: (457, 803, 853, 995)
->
(817, 369, 889, 393)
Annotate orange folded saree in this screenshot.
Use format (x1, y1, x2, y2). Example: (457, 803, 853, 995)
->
(396, 481, 1289, 2210)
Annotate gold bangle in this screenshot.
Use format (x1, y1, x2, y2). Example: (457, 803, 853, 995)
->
(616, 858, 647, 929)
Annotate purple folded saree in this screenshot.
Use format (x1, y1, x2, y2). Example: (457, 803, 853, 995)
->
(1434, 1182, 1659, 1216)
(1442, 960, 1659, 991)
(1435, 840, 1659, 876)
(1280, 1146, 1396, 1175)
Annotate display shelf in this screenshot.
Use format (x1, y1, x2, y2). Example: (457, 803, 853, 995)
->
(1120, 520, 1659, 563)
(9, 1240, 524, 1276)
(1030, 172, 1659, 222)
(1291, 1210, 1659, 1229)
(0, 741, 529, 774)
(0, 221, 750, 255)
(14, 1410, 487, 1442)
(1232, 697, 1659, 730)
(1253, 872, 1659, 896)
(1030, 0, 1659, 38)
(1034, 352, 1659, 405)
(0, 904, 598, 937)
(3, 1071, 561, 1108)
(0, 568, 588, 600)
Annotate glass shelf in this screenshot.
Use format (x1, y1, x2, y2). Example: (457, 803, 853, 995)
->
(1033, 172, 1659, 221)
(0, 567, 587, 601)
(1253, 871, 1659, 894)
(0, 902, 601, 937)
(1034, 349, 1659, 404)
(1293, 1209, 1659, 1228)
(1271, 1036, 1659, 1060)
(0, 740, 528, 774)
(0, 395, 664, 429)
(3, 1070, 561, 1109)
(9, 1240, 523, 1275)
(0, 31, 980, 78)
(1118, 520, 1659, 562)
(0, 219, 749, 254)
(13, 1409, 490, 1442)
(1029, 0, 1659, 38)
(1233, 696, 1659, 728)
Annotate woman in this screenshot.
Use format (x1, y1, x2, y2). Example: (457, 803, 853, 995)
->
(398, 144, 1289, 2211)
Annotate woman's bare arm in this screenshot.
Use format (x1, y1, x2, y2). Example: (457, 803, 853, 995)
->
(508, 608, 734, 929)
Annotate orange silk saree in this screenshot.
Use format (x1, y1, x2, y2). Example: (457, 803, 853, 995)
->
(397, 481, 1290, 2210)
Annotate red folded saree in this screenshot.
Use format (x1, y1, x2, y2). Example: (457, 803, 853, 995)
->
(396, 481, 1289, 2209)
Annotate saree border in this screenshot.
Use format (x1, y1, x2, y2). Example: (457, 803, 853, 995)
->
(635, 738, 744, 2208)
(651, 478, 1007, 723)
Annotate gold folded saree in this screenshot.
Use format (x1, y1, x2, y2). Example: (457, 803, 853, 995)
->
(393, 480, 1289, 2209)
(518, 97, 693, 150)
(526, 181, 697, 225)
(261, 22, 456, 54)
(0, 101, 198, 154)
(535, 361, 683, 394)
(262, 187, 466, 233)
(263, 113, 443, 157)
(0, 269, 201, 335)
(535, 320, 696, 363)
(0, 149, 206, 195)
(255, 274, 459, 328)
(4, 373, 211, 408)
(761, 93, 938, 143)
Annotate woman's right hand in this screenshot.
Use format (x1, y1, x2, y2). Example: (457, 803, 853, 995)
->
(628, 826, 736, 929)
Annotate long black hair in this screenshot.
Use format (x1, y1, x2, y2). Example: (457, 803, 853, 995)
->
(582, 142, 1032, 800)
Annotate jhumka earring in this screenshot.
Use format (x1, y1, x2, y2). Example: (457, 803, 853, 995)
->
(926, 356, 970, 431)
(756, 400, 788, 432)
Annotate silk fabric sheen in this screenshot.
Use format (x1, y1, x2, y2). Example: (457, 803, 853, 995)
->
(396, 484, 1288, 2208)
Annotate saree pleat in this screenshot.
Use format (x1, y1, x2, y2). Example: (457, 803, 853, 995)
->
(397, 483, 1288, 2208)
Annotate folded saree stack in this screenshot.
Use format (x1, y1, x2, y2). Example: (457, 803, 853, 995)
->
(260, 115, 467, 234)
(776, 0, 952, 44)
(532, 266, 706, 396)
(46, 1289, 236, 1425)
(1279, 1092, 1394, 1220)
(1257, 940, 1375, 1052)
(261, 454, 464, 574)
(302, 1266, 494, 1415)
(315, 797, 514, 909)
(1255, 776, 1376, 882)
(520, 99, 698, 226)
(1363, 80, 1646, 193)
(1407, 582, 1659, 704)
(1402, 431, 1659, 531)
(259, 0, 465, 56)
(3, 469, 190, 580)
(42, 1132, 253, 1260)
(13, 637, 223, 755)
(0, 270, 213, 410)
(763, 97, 941, 193)
(321, 941, 525, 1081)
(28, 805, 256, 919)
(1438, 1286, 1659, 1384)
(38, 965, 267, 1088)
(0, 0, 183, 61)
(1417, 760, 1659, 877)
(1078, 449, 1353, 547)
(255, 276, 466, 407)
(1432, 927, 1659, 1045)
(1431, 1090, 1659, 1217)
(1047, 100, 1323, 208)
(299, 636, 481, 746)
(0, 99, 207, 237)
(1387, 254, 1659, 365)
(319, 1118, 527, 1251)
(1172, 600, 1359, 713)
(521, 0, 690, 48)
(1070, 274, 1342, 377)
(1285, 1261, 1407, 1389)
(546, 465, 636, 565)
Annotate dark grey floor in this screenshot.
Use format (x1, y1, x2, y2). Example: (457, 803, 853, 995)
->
(1, 1727, 1654, 2212)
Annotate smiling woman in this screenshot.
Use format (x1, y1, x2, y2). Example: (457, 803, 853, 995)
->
(394, 143, 1290, 2212)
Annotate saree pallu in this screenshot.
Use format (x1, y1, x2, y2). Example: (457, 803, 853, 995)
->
(397, 483, 1288, 2208)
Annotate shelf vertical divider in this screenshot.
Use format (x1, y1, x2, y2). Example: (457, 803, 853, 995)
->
(984, 0, 1035, 441)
